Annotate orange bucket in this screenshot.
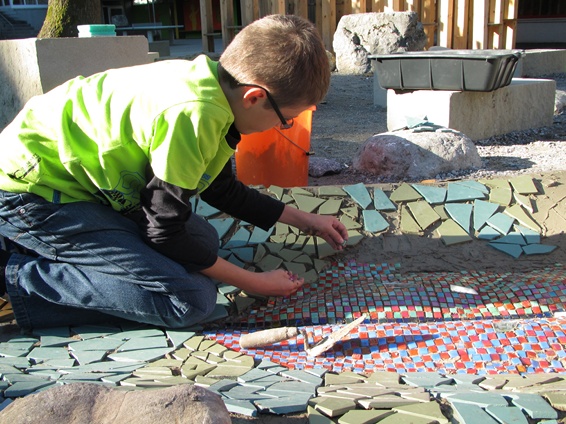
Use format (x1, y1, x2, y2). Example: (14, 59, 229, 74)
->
(235, 109, 313, 188)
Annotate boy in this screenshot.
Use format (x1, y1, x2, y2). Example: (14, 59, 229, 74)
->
(0, 14, 348, 330)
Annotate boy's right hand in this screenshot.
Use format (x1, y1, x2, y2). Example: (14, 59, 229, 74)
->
(252, 269, 305, 297)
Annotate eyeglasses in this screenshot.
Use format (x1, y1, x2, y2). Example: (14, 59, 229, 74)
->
(236, 83, 294, 130)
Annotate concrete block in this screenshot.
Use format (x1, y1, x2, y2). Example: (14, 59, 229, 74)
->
(515, 49, 566, 77)
(0, 36, 150, 131)
(148, 40, 170, 58)
(386, 78, 556, 140)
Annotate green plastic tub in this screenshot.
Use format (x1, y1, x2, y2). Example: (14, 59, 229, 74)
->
(77, 24, 116, 37)
(370, 49, 524, 92)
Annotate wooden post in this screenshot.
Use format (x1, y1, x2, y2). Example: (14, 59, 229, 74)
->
(437, 0, 454, 48)
(471, 0, 488, 49)
(200, 0, 215, 52)
(421, 0, 437, 49)
(504, 0, 518, 49)
(321, 0, 337, 52)
(240, 0, 259, 26)
(452, 0, 469, 49)
(220, 0, 236, 49)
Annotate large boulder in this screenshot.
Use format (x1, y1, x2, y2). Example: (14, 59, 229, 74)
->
(353, 128, 482, 180)
(333, 12, 427, 74)
(0, 383, 231, 424)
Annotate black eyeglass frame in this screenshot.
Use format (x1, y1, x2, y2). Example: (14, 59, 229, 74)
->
(235, 82, 294, 130)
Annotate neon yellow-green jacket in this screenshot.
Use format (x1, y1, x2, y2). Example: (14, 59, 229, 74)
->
(0, 55, 235, 214)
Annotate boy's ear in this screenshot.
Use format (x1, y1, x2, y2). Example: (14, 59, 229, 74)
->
(241, 87, 267, 109)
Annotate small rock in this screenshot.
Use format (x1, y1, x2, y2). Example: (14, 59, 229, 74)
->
(353, 128, 482, 180)
(0, 383, 230, 424)
(309, 156, 343, 177)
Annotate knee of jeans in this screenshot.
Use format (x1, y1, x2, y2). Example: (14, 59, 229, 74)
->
(167, 278, 218, 328)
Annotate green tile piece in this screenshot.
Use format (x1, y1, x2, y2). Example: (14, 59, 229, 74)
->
(284, 262, 306, 276)
(278, 248, 302, 262)
(281, 194, 294, 203)
(489, 242, 523, 258)
(4, 381, 56, 398)
(357, 395, 420, 409)
(390, 183, 422, 203)
(434, 205, 449, 220)
(378, 412, 437, 424)
(508, 393, 558, 420)
(318, 186, 347, 197)
(304, 237, 317, 256)
(39, 335, 75, 347)
(230, 246, 255, 263)
(294, 254, 313, 264)
(255, 392, 313, 415)
(253, 244, 267, 262)
(338, 409, 394, 424)
(118, 335, 169, 351)
(392, 400, 449, 423)
(256, 254, 283, 271)
(249, 226, 274, 244)
(489, 187, 513, 206)
(216, 292, 231, 307)
(264, 242, 284, 254)
(223, 398, 258, 417)
(313, 258, 328, 273)
(291, 187, 314, 197)
(436, 219, 472, 245)
(268, 185, 284, 200)
(491, 232, 526, 245)
(107, 347, 173, 362)
(291, 234, 308, 250)
(486, 212, 515, 235)
(523, 244, 557, 255)
(235, 295, 256, 313)
(72, 325, 122, 340)
(307, 405, 335, 424)
(165, 330, 196, 349)
(446, 182, 486, 202)
(485, 405, 528, 424)
(504, 204, 541, 232)
(317, 238, 335, 259)
(411, 184, 447, 205)
(294, 194, 326, 213)
(319, 198, 343, 215)
(362, 209, 389, 233)
(27, 347, 70, 363)
(223, 227, 251, 249)
(341, 207, 359, 219)
(33, 327, 71, 338)
(455, 180, 489, 194)
(445, 202, 473, 233)
(343, 183, 372, 209)
(373, 188, 397, 211)
(315, 397, 357, 417)
(450, 402, 499, 424)
(473, 199, 500, 231)
(195, 199, 220, 217)
(544, 393, 566, 410)
(340, 214, 362, 230)
(346, 230, 364, 246)
(515, 224, 540, 244)
(227, 254, 245, 268)
(281, 370, 324, 386)
(514, 192, 535, 213)
(402, 373, 453, 388)
(509, 175, 539, 194)
(448, 392, 509, 408)
(400, 205, 423, 235)
(477, 226, 501, 241)
(407, 201, 441, 231)
(208, 217, 234, 240)
(481, 178, 510, 190)
(111, 328, 165, 340)
(325, 372, 366, 385)
(69, 349, 107, 365)
(2, 372, 51, 383)
(68, 337, 123, 352)
(217, 283, 240, 295)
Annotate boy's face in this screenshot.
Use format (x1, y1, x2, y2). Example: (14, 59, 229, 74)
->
(233, 86, 312, 135)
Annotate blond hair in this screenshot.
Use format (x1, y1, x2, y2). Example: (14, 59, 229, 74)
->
(219, 14, 330, 108)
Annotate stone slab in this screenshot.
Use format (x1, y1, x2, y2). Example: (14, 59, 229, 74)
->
(386, 79, 556, 140)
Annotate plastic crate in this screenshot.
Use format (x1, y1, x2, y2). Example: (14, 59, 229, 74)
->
(370, 49, 524, 92)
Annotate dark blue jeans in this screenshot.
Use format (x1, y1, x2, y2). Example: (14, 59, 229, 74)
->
(0, 190, 218, 330)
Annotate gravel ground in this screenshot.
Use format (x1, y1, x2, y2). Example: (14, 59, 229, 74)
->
(309, 72, 566, 185)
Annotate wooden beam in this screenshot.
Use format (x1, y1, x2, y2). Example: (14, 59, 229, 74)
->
(504, 0, 518, 49)
(200, 0, 215, 52)
(471, 0, 489, 49)
(220, 0, 236, 49)
(240, 0, 258, 26)
(321, 0, 337, 52)
(452, 0, 469, 49)
(437, 0, 454, 48)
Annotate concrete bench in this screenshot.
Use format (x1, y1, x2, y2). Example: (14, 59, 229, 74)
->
(384, 78, 556, 141)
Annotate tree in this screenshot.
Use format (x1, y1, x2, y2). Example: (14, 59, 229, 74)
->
(38, 0, 102, 38)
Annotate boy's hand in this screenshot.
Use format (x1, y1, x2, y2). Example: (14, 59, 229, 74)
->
(301, 214, 349, 250)
(252, 270, 305, 297)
